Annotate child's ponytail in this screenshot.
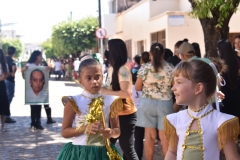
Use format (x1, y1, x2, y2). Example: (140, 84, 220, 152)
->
(150, 43, 164, 72)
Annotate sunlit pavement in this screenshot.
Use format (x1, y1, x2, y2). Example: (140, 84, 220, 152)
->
(1, 71, 238, 159)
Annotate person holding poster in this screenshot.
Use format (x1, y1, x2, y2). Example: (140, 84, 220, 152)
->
(22, 50, 54, 130)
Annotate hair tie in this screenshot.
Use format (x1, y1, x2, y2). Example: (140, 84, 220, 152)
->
(80, 55, 93, 63)
(155, 46, 160, 50)
(209, 63, 226, 86)
(209, 62, 226, 111)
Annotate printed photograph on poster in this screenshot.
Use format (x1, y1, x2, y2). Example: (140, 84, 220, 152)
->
(25, 67, 49, 104)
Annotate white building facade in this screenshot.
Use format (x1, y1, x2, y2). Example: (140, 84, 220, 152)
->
(102, 0, 240, 58)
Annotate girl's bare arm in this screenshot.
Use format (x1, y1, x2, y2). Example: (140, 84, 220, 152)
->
(135, 78, 143, 91)
(101, 81, 132, 98)
(223, 140, 240, 160)
(61, 102, 85, 138)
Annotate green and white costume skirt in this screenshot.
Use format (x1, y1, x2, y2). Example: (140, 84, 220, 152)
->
(57, 142, 122, 160)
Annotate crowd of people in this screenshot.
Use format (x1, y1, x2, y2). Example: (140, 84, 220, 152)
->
(58, 37, 240, 160)
(1, 35, 240, 160)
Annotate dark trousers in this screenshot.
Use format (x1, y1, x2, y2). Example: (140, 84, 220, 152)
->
(55, 71, 61, 80)
(44, 105, 52, 119)
(30, 105, 42, 127)
(110, 112, 139, 160)
(134, 126, 145, 160)
(4, 80, 15, 117)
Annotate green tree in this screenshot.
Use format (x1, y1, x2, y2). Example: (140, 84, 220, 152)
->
(51, 16, 98, 57)
(189, 0, 240, 57)
(41, 39, 57, 59)
(1, 38, 24, 58)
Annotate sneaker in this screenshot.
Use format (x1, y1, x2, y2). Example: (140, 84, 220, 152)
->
(36, 125, 44, 130)
(47, 118, 56, 124)
(29, 126, 36, 131)
(5, 117, 16, 123)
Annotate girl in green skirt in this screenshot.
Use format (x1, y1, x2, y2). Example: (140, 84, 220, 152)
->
(58, 58, 123, 160)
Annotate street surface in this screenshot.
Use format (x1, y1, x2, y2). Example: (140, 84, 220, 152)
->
(0, 71, 163, 160)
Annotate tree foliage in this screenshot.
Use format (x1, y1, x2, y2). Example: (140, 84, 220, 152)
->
(189, 0, 240, 28)
(41, 39, 56, 59)
(1, 38, 24, 58)
(188, 0, 240, 57)
(51, 16, 98, 57)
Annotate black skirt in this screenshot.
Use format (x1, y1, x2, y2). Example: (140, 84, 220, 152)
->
(0, 80, 10, 115)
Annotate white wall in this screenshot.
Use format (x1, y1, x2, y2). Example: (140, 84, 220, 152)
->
(229, 6, 240, 32)
(150, 0, 179, 18)
(178, 0, 192, 11)
(167, 13, 205, 55)
(102, 14, 117, 36)
(121, 1, 150, 56)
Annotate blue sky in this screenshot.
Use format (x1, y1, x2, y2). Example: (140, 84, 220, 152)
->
(0, 0, 108, 43)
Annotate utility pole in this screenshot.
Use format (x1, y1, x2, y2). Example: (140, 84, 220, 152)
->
(98, 0, 102, 28)
(98, 0, 104, 56)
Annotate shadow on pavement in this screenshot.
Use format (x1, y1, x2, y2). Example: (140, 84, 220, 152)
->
(0, 116, 70, 160)
(1, 116, 238, 160)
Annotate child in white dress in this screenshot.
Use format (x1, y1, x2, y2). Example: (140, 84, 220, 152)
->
(58, 58, 123, 160)
(164, 59, 239, 160)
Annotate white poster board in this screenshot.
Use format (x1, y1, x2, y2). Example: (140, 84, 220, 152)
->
(25, 67, 49, 104)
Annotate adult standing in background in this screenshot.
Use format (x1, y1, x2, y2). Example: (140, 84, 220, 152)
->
(234, 35, 240, 54)
(4, 46, 17, 123)
(61, 60, 65, 79)
(64, 60, 71, 80)
(234, 35, 240, 94)
(217, 39, 240, 121)
(135, 43, 174, 158)
(101, 39, 138, 160)
(0, 49, 10, 131)
(54, 59, 61, 80)
(167, 39, 187, 67)
(22, 50, 55, 130)
(192, 42, 202, 58)
(140, 51, 150, 64)
(73, 58, 80, 79)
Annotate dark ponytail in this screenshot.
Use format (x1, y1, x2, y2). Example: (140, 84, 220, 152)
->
(108, 39, 128, 91)
(150, 43, 164, 72)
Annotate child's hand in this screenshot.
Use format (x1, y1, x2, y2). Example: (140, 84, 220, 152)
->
(22, 66, 28, 72)
(217, 91, 225, 100)
(85, 122, 101, 134)
(100, 128, 112, 139)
